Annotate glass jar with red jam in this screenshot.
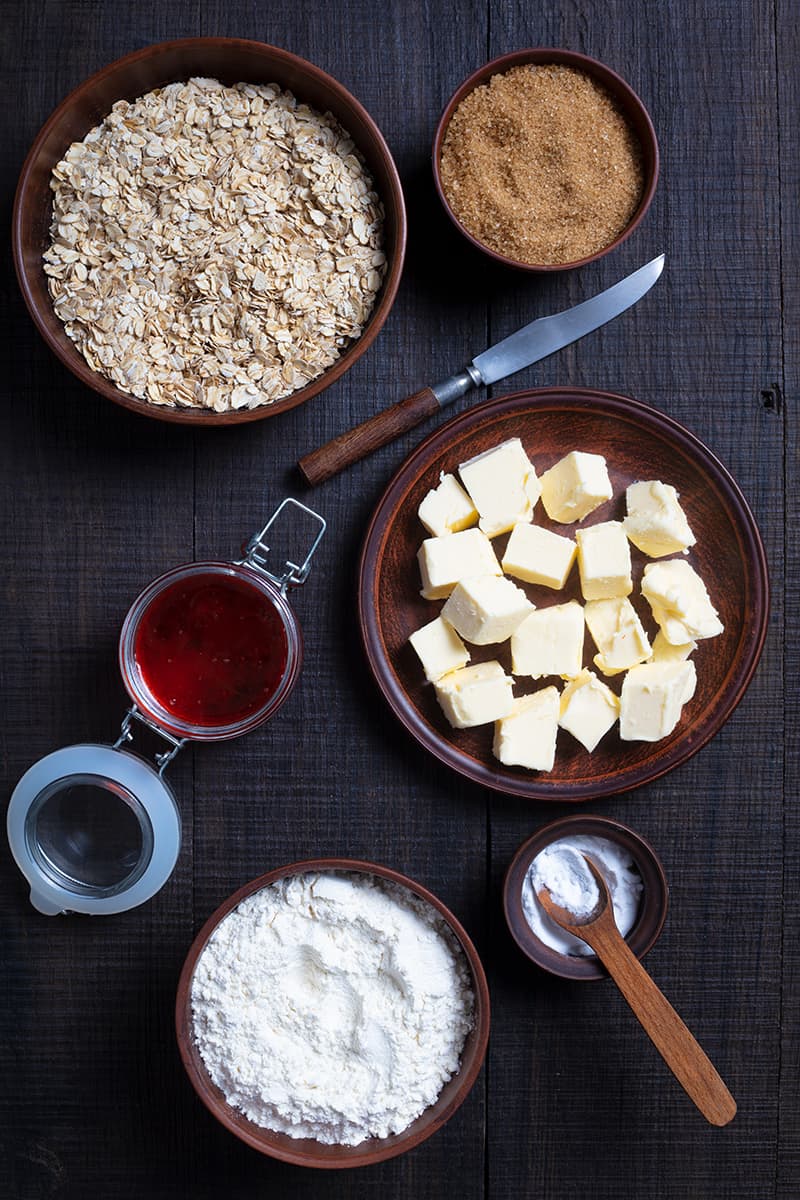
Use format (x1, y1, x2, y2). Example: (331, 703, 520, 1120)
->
(7, 499, 325, 916)
(124, 565, 294, 738)
(121, 559, 301, 741)
(121, 495, 325, 741)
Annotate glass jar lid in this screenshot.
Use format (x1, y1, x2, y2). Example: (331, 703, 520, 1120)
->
(7, 744, 181, 915)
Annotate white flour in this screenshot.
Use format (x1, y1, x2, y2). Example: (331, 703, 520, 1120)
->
(191, 871, 474, 1144)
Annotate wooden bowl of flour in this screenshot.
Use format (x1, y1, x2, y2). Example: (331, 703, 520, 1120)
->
(176, 857, 490, 1168)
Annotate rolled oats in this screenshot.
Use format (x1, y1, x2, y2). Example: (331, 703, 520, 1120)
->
(43, 78, 387, 412)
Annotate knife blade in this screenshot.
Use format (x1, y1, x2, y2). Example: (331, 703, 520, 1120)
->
(297, 254, 664, 487)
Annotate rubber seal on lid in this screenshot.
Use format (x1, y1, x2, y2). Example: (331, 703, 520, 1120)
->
(7, 744, 181, 915)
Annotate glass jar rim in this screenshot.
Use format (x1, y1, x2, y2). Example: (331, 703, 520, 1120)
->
(118, 560, 303, 742)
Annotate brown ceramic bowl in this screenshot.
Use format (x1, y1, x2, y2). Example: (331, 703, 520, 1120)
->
(175, 858, 490, 1168)
(432, 48, 659, 271)
(503, 815, 669, 981)
(13, 38, 406, 425)
(358, 387, 769, 802)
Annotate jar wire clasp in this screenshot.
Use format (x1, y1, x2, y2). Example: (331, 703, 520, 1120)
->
(114, 705, 187, 775)
(239, 497, 327, 593)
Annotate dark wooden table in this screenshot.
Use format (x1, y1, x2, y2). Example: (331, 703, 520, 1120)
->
(2, 1, 796, 1197)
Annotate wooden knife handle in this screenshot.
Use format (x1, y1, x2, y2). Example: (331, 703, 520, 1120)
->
(297, 387, 440, 487)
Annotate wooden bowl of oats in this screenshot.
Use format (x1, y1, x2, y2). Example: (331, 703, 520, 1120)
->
(13, 38, 406, 424)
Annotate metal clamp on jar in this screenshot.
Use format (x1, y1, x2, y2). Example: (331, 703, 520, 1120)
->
(7, 498, 326, 917)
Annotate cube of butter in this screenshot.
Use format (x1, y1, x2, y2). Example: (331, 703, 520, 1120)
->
(539, 451, 613, 524)
(502, 522, 577, 589)
(511, 600, 585, 680)
(619, 660, 697, 741)
(457, 438, 541, 537)
(558, 669, 620, 752)
(648, 629, 696, 664)
(623, 480, 696, 558)
(441, 575, 534, 645)
(417, 528, 501, 600)
(409, 616, 470, 683)
(584, 597, 652, 675)
(575, 521, 632, 600)
(418, 472, 478, 538)
(641, 559, 724, 643)
(434, 660, 514, 729)
(493, 686, 560, 771)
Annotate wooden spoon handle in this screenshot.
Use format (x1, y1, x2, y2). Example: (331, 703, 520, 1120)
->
(588, 924, 736, 1126)
(297, 387, 440, 486)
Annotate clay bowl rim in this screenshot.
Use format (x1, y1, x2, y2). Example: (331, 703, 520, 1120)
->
(175, 856, 491, 1168)
(503, 814, 669, 981)
(432, 47, 659, 272)
(13, 36, 407, 426)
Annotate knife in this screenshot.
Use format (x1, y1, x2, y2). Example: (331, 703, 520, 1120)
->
(297, 254, 664, 487)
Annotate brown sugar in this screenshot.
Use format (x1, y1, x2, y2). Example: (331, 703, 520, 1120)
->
(439, 64, 644, 265)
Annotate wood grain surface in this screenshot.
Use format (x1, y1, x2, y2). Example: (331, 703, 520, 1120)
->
(0, 1, 793, 1198)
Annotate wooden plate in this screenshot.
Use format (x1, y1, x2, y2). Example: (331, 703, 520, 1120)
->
(358, 388, 769, 801)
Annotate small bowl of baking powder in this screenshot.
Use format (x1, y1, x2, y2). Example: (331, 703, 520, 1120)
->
(503, 815, 668, 980)
(433, 48, 659, 271)
(176, 858, 490, 1167)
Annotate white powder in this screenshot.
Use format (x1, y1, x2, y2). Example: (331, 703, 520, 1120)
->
(521, 835, 643, 956)
(190, 871, 474, 1145)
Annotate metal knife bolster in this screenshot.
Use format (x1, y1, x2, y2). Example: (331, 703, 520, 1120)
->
(431, 363, 484, 408)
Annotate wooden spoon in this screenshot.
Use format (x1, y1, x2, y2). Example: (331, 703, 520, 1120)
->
(537, 855, 736, 1126)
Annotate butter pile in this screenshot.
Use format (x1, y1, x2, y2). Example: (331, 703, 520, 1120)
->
(408, 439, 722, 772)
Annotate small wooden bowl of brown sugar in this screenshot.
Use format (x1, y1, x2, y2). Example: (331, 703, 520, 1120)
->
(433, 49, 659, 271)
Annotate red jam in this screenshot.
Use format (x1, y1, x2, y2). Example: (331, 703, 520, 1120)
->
(133, 571, 289, 727)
